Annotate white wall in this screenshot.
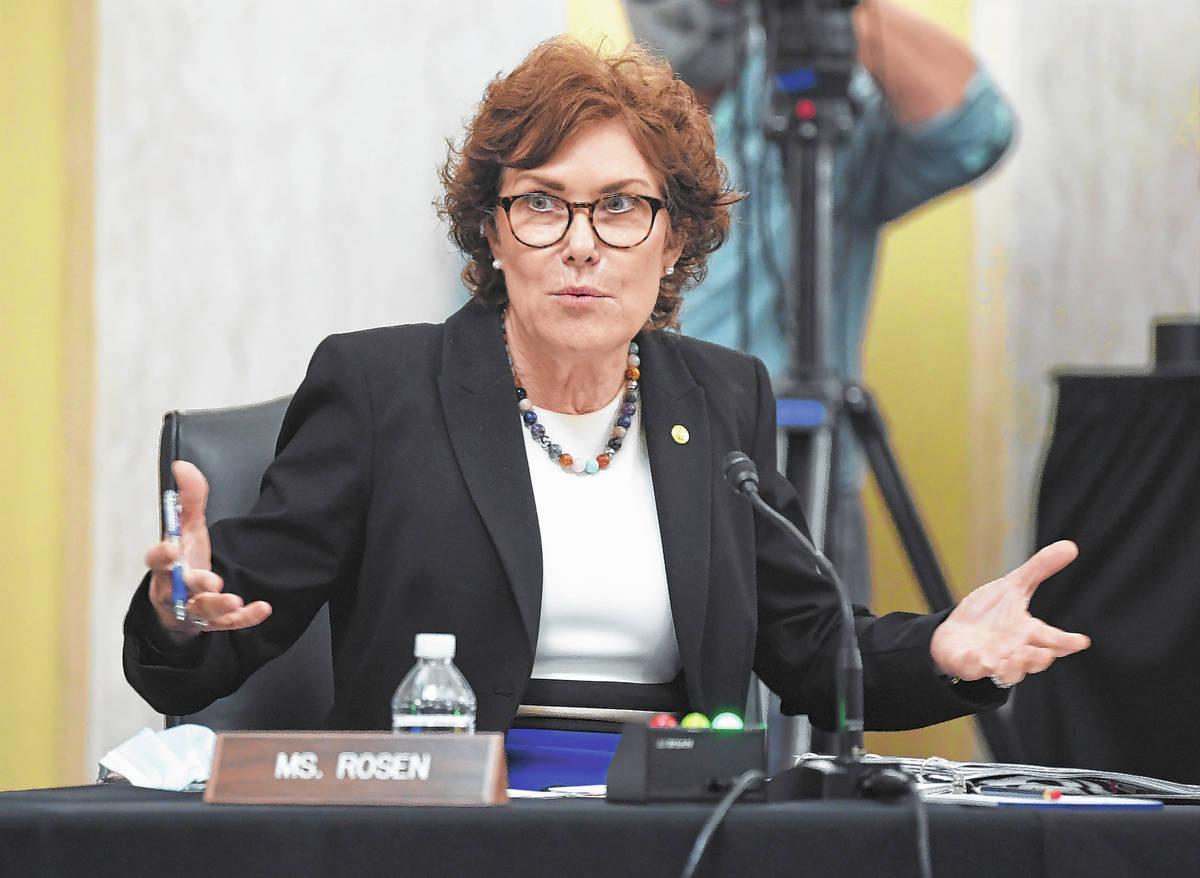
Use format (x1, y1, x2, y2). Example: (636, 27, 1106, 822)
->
(90, 0, 564, 768)
(973, 0, 1200, 568)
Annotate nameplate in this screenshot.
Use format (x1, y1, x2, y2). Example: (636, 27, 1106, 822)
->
(203, 731, 508, 806)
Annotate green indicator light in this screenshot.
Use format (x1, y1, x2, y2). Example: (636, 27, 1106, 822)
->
(680, 712, 711, 729)
(711, 712, 743, 730)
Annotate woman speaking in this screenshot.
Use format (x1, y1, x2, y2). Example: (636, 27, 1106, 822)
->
(125, 37, 1087, 785)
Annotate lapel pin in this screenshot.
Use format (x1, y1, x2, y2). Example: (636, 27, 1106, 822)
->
(671, 424, 690, 445)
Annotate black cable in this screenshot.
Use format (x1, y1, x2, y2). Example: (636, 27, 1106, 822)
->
(743, 20, 789, 335)
(860, 766, 933, 878)
(729, 7, 754, 353)
(679, 769, 766, 878)
(911, 785, 934, 878)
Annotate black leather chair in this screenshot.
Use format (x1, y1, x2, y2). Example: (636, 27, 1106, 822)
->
(159, 396, 335, 731)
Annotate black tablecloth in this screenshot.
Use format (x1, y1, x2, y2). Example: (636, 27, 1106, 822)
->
(2, 784, 1198, 877)
(1013, 372, 1200, 783)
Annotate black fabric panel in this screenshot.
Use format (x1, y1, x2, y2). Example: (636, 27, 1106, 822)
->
(8, 785, 1200, 877)
(1013, 373, 1200, 782)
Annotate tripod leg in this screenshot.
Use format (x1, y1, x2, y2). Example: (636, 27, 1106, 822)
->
(772, 414, 842, 761)
(843, 384, 1025, 762)
(844, 385, 955, 611)
(779, 421, 836, 553)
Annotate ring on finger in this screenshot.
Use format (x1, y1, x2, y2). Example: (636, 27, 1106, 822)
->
(989, 675, 1015, 689)
(184, 600, 209, 629)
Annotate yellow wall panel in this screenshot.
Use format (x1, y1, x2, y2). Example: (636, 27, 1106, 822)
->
(0, 0, 94, 790)
(861, 0, 983, 761)
(567, 0, 632, 48)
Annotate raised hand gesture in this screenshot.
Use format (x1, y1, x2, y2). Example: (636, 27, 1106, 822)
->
(144, 460, 272, 640)
(930, 541, 1090, 687)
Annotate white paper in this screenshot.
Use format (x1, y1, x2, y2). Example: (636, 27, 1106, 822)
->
(98, 724, 216, 791)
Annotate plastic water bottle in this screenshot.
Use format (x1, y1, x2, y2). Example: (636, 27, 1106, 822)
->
(391, 633, 477, 734)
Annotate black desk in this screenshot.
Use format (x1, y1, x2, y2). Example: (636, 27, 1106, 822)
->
(2, 785, 1198, 877)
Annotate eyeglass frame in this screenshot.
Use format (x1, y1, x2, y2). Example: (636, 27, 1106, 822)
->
(495, 193, 669, 250)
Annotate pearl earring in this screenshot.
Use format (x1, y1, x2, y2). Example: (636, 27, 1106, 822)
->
(492, 258, 502, 270)
(664, 265, 675, 276)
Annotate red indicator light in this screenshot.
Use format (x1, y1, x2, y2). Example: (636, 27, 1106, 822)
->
(649, 713, 679, 728)
(795, 99, 817, 120)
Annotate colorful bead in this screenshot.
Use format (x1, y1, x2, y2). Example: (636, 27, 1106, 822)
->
(503, 308, 640, 477)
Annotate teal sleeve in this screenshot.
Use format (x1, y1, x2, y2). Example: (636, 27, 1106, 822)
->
(837, 67, 1017, 226)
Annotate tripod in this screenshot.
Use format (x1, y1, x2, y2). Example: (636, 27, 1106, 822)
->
(755, 0, 1021, 766)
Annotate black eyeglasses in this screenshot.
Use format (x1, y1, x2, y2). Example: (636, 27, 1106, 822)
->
(496, 192, 667, 249)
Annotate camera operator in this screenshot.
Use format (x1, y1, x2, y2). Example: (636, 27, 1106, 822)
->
(626, 0, 1015, 604)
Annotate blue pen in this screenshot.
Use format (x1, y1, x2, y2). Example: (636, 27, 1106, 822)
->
(162, 490, 188, 622)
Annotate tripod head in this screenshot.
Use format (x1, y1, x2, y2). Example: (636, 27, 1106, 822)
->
(762, 0, 860, 144)
(625, 1, 857, 116)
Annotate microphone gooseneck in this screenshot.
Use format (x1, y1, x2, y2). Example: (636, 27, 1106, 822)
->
(720, 451, 760, 495)
(721, 450, 864, 768)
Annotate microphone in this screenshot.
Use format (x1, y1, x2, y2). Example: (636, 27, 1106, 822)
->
(722, 450, 760, 495)
(722, 450, 866, 794)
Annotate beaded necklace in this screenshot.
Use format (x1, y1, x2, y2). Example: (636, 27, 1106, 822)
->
(502, 311, 641, 475)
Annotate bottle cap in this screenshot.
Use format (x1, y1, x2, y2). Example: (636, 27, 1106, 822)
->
(414, 632, 456, 659)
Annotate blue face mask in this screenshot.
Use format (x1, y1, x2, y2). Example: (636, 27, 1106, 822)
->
(623, 0, 749, 94)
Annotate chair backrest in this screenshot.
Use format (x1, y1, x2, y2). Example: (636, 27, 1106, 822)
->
(160, 396, 335, 731)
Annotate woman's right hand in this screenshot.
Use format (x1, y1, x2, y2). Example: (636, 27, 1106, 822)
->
(145, 460, 273, 640)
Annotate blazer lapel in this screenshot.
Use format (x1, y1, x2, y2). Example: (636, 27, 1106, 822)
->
(438, 303, 543, 656)
(638, 330, 712, 706)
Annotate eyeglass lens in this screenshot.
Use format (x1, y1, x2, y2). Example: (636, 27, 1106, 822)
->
(507, 194, 656, 248)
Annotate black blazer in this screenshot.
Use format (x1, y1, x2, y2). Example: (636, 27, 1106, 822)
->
(125, 300, 998, 731)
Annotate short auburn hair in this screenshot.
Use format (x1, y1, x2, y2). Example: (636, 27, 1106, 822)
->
(439, 36, 736, 330)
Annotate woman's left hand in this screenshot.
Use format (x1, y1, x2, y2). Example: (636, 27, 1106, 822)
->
(930, 540, 1091, 687)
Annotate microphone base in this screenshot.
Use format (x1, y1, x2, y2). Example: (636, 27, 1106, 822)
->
(767, 758, 912, 802)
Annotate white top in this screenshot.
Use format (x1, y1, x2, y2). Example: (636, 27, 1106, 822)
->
(523, 390, 682, 684)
